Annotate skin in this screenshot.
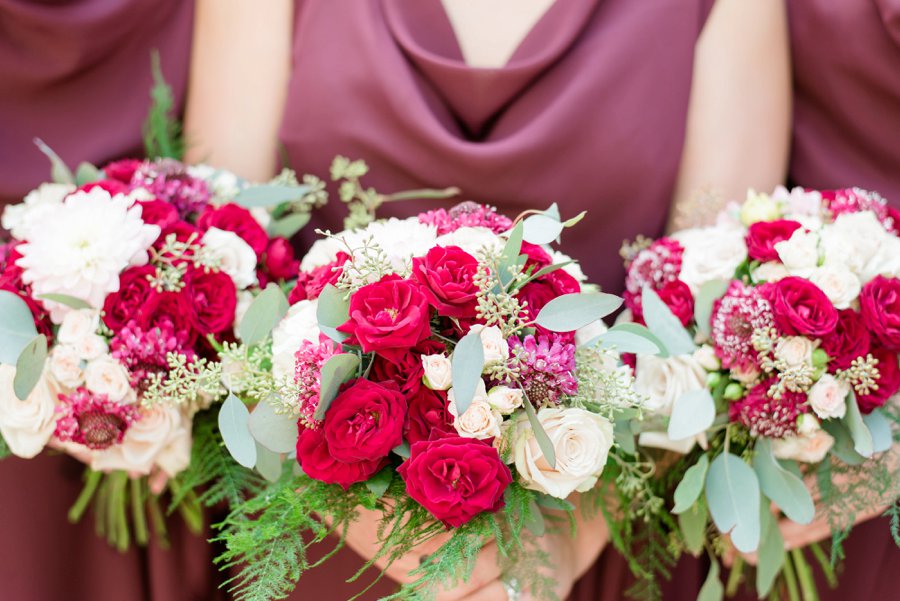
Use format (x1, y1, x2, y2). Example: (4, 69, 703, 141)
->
(185, 0, 793, 598)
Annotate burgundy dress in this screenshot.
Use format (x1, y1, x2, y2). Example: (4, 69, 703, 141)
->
(0, 2, 224, 600)
(278, 0, 712, 599)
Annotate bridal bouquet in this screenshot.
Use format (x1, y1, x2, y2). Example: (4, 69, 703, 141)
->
(620, 187, 900, 599)
(214, 191, 648, 600)
(0, 150, 319, 550)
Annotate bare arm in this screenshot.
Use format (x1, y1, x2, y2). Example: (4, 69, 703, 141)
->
(670, 0, 791, 230)
(183, 0, 293, 181)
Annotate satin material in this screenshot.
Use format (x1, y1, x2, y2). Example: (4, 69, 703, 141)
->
(279, 1, 713, 598)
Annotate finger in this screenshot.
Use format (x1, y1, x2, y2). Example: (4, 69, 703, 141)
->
(433, 543, 503, 601)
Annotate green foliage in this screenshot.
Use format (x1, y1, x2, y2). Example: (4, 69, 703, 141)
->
(171, 410, 265, 511)
(143, 50, 184, 160)
(0, 432, 10, 459)
(887, 501, 900, 548)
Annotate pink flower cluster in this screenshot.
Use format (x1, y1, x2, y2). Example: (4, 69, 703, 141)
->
(417, 202, 513, 235)
(54, 388, 141, 450)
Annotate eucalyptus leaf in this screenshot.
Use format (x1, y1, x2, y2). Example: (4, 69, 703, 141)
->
(673, 455, 710, 514)
(756, 507, 786, 597)
(234, 184, 311, 208)
(450, 332, 485, 416)
(522, 214, 563, 245)
(697, 561, 724, 601)
(641, 286, 696, 356)
(678, 501, 708, 555)
(694, 280, 729, 338)
(74, 162, 104, 186)
(248, 398, 299, 454)
(313, 353, 361, 421)
(218, 393, 257, 468)
(523, 401, 557, 469)
(705, 452, 761, 553)
(270, 212, 312, 239)
(365, 469, 393, 499)
(534, 292, 623, 332)
(844, 390, 874, 458)
(317, 284, 350, 343)
(534, 493, 576, 512)
(0, 291, 39, 365)
(561, 211, 587, 228)
(529, 261, 574, 281)
(863, 409, 892, 453)
(239, 284, 289, 346)
(392, 440, 411, 459)
(254, 442, 283, 483)
(752, 439, 815, 524)
(37, 293, 92, 310)
(34, 138, 74, 184)
(668, 389, 715, 441)
(613, 420, 636, 455)
(597, 322, 664, 356)
(498, 222, 525, 288)
(822, 420, 867, 466)
(13, 334, 47, 400)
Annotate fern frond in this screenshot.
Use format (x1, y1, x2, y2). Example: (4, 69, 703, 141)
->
(885, 501, 900, 548)
(142, 50, 185, 160)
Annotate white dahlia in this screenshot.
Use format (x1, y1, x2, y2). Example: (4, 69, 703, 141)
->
(2, 182, 74, 241)
(16, 188, 160, 323)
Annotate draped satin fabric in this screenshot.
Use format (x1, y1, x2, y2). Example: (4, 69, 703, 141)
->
(0, 3, 224, 601)
(278, 1, 713, 599)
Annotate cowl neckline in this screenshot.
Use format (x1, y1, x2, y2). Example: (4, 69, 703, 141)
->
(381, 0, 600, 137)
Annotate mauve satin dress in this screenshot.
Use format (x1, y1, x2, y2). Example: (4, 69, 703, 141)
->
(728, 2, 900, 599)
(0, 2, 226, 600)
(276, 1, 713, 599)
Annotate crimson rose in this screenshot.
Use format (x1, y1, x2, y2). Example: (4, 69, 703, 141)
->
(411, 246, 480, 318)
(323, 379, 407, 462)
(296, 426, 385, 490)
(158, 221, 201, 247)
(289, 252, 349, 304)
(136, 199, 179, 230)
(399, 436, 511, 527)
(821, 309, 871, 372)
(184, 267, 237, 335)
(198, 203, 268, 256)
(634, 279, 694, 327)
(769, 277, 838, 337)
(859, 276, 900, 351)
(520, 241, 553, 271)
(857, 348, 900, 413)
(264, 237, 299, 281)
(745, 219, 802, 263)
(78, 179, 128, 196)
(144, 291, 197, 345)
(337, 274, 432, 362)
(102, 159, 141, 183)
(102, 265, 157, 332)
(405, 387, 454, 445)
(369, 339, 445, 401)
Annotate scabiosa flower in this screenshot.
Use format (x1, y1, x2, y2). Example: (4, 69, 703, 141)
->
(110, 321, 189, 390)
(291, 339, 340, 428)
(822, 187, 894, 231)
(417, 202, 513, 235)
(511, 334, 578, 406)
(54, 387, 140, 450)
(728, 379, 808, 438)
(623, 238, 684, 313)
(711, 281, 774, 371)
(132, 159, 212, 217)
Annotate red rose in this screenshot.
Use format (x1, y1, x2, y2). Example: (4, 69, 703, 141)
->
(398, 436, 512, 527)
(859, 276, 900, 351)
(145, 291, 197, 346)
(102, 159, 142, 183)
(323, 379, 407, 462)
(184, 267, 237, 335)
(633, 279, 694, 327)
(289, 252, 349, 304)
(337, 274, 432, 362)
(887, 205, 900, 235)
(102, 265, 157, 332)
(264, 237, 299, 281)
(745, 220, 802, 263)
(136, 199, 179, 230)
(411, 246, 480, 318)
(369, 339, 446, 401)
(197, 203, 268, 256)
(157, 221, 202, 247)
(857, 348, 900, 414)
(520, 241, 553, 271)
(296, 426, 385, 490)
(821, 309, 871, 372)
(78, 179, 128, 196)
(770, 277, 838, 337)
(519, 268, 580, 319)
(405, 387, 454, 445)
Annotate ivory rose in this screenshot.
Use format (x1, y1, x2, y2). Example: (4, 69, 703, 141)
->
(634, 354, 707, 416)
(0, 365, 58, 458)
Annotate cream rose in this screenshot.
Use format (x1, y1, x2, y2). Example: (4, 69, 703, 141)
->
(774, 336, 815, 369)
(448, 381, 502, 439)
(91, 405, 185, 475)
(84, 356, 133, 402)
(693, 345, 721, 372)
(270, 299, 321, 383)
(808, 374, 849, 420)
(809, 265, 861, 309)
(638, 430, 707, 455)
(772, 430, 834, 464)
(233, 290, 255, 338)
(574, 319, 607, 348)
(751, 261, 790, 284)
(57, 309, 100, 345)
(154, 415, 192, 477)
(673, 226, 748, 292)
(49, 344, 84, 388)
(634, 354, 707, 416)
(513, 408, 614, 499)
(820, 212, 886, 276)
(422, 354, 452, 390)
(202, 227, 258, 289)
(487, 386, 524, 414)
(775, 229, 820, 277)
(0, 365, 58, 458)
(861, 234, 900, 281)
(468, 324, 509, 365)
(74, 334, 108, 361)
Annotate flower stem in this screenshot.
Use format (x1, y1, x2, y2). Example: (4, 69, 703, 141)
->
(147, 494, 170, 550)
(809, 542, 838, 589)
(783, 551, 802, 601)
(67, 469, 102, 523)
(791, 549, 819, 601)
(112, 472, 130, 552)
(725, 555, 744, 596)
(130, 478, 149, 546)
(383, 187, 460, 202)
